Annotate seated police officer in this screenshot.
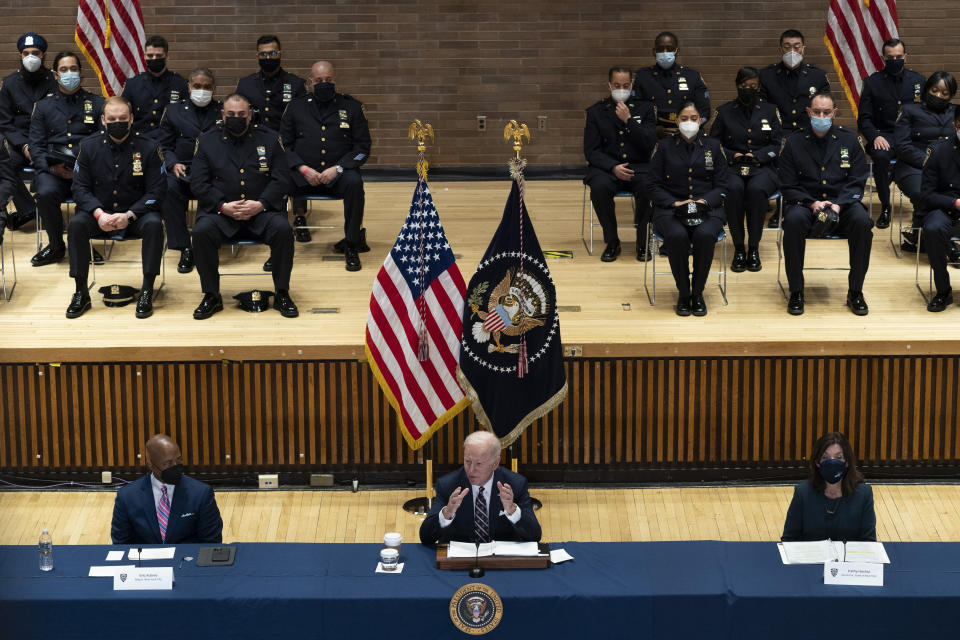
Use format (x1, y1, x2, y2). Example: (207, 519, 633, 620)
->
(121, 35, 187, 141)
(583, 65, 657, 262)
(280, 60, 371, 272)
(28, 51, 105, 267)
(648, 102, 729, 317)
(66, 97, 166, 319)
(920, 108, 960, 312)
(190, 93, 297, 319)
(0, 32, 58, 231)
(857, 38, 924, 230)
(0, 141, 16, 243)
(634, 31, 710, 139)
(158, 68, 221, 274)
(709, 66, 782, 273)
(779, 93, 871, 316)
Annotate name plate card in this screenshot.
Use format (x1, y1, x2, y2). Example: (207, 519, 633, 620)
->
(824, 561, 883, 587)
(113, 567, 174, 591)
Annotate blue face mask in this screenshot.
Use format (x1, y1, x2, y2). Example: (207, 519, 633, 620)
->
(818, 458, 846, 484)
(656, 52, 676, 69)
(810, 115, 832, 133)
(59, 71, 80, 91)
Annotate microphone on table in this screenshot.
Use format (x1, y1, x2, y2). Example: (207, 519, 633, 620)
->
(470, 533, 485, 579)
(137, 547, 143, 569)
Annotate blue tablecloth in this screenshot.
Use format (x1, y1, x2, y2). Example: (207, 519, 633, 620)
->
(1, 541, 958, 639)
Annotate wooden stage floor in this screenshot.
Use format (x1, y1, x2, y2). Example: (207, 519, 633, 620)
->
(0, 179, 956, 363)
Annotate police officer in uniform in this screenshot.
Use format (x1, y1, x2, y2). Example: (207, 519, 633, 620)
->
(190, 93, 297, 320)
(857, 38, 924, 229)
(66, 97, 165, 319)
(0, 32, 58, 231)
(279, 60, 371, 272)
(779, 93, 871, 316)
(648, 102, 729, 317)
(709, 66, 782, 272)
(0, 141, 16, 243)
(633, 32, 710, 139)
(121, 36, 187, 141)
(583, 65, 657, 262)
(28, 51, 105, 266)
(919, 109, 960, 312)
(158, 68, 221, 273)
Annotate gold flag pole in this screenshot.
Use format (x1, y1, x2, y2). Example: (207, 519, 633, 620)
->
(408, 119, 434, 181)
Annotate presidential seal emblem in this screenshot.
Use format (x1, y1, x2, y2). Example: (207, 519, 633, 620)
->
(449, 583, 503, 635)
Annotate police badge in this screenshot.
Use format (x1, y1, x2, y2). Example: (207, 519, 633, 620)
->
(704, 149, 714, 170)
(256, 145, 268, 172)
(809, 86, 817, 97)
(283, 83, 292, 102)
(83, 100, 94, 124)
(132, 152, 143, 176)
(840, 147, 850, 169)
(339, 109, 350, 129)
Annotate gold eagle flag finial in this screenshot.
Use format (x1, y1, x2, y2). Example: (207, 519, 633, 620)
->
(408, 119, 434, 180)
(503, 120, 530, 160)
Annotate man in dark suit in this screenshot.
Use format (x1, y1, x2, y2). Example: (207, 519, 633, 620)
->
(633, 31, 710, 139)
(111, 434, 223, 545)
(420, 431, 541, 545)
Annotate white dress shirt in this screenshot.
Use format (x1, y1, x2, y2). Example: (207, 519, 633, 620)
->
(438, 473, 521, 529)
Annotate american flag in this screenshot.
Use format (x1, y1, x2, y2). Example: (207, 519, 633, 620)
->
(365, 177, 469, 450)
(75, 0, 146, 96)
(825, 0, 899, 118)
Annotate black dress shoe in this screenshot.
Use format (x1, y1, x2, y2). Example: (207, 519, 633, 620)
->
(65, 291, 91, 319)
(948, 242, 960, 268)
(294, 215, 311, 243)
(263, 256, 273, 272)
(787, 290, 804, 315)
(274, 290, 299, 318)
(334, 228, 370, 253)
(636, 246, 651, 262)
(901, 229, 919, 253)
(846, 290, 869, 316)
(177, 248, 194, 274)
(345, 246, 361, 272)
(31, 244, 65, 266)
(730, 249, 747, 273)
(927, 290, 954, 312)
(675, 296, 692, 317)
(875, 205, 891, 229)
(135, 289, 153, 319)
(746, 248, 762, 272)
(7, 210, 34, 230)
(92, 247, 105, 265)
(767, 212, 781, 229)
(193, 292, 223, 320)
(600, 240, 621, 262)
(691, 293, 707, 316)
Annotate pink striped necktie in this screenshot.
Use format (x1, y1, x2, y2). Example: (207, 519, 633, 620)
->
(157, 485, 170, 542)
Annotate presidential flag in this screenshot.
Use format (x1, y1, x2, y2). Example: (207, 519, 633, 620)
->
(825, 0, 899, 117)
(75, 0, 146, 96)
(365, 177, 469, 450)
(457, 172, 568, 447)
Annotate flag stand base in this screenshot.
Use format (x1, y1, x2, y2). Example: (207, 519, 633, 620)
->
(402, 497, 431, 515)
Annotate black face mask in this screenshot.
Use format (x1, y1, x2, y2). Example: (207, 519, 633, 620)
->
(258, 57, 281, 74)
(884, 58, 905, 75)
(314, 81, 335, 102)
(224, 116, 248, 135)
(105, 120, 130, 139)
(159, 464, 183, 486)
(926, 94, 951, 114)
(737, 87, 758, 106)
(145, 57, 166, 74)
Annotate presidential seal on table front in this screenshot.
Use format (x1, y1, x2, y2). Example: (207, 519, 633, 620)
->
(449, 583, 503, 634)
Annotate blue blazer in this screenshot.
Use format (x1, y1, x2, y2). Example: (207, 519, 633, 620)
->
(419, 466, 541, 545)
(111, 473, 223, 545)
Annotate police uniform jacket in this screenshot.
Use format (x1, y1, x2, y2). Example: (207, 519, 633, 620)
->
(709, 99, 783, 176)
(71, 131, 165, 217)
(0, 67, 58, 150)
(28, 89, 105, 173)
(236, 69, 305, 131)
(279, 92, 371, 177)
(920, 138, 960, 215)
(857, 68, 925, 144)
(758, 62, 830, 131)
(121, 69, 188, 138)
(777, 126, 867, 207)
(583, 97, 656, 177)
(633, 64, 710, 127)
(158, 99, 222, 171)
(647, 133, 729, 210)
(894, 102, 956, 171)
(190, 124, 291, 236)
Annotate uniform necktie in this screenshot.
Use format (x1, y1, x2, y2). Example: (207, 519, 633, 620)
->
(474, 486, 490, 543)
(158, 485, 170, 542)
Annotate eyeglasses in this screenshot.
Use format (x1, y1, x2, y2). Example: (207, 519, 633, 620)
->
(257, 51, 281, 59)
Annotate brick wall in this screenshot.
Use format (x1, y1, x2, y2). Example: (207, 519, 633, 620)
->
(3, 1, 958, 169)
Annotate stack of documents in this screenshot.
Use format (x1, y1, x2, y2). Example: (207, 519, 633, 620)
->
(447, 541, 541, 558)
(778, 540, 889, 565)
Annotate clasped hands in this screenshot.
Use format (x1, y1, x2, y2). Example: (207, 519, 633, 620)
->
(299, 165, 339, 187)
(95, 208, 133, 232)
(221, 200, 265, 220)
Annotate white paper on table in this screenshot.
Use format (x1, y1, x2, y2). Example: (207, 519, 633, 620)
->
(375, 562, 405, 574)
(89, 564, 135, 577)
(447, 540, 540, 558)
(128, 547, 176, 561)
(113, 566, 174, 591)
(550, 548, 574, 564)
(105, 550, 125, 561)
(824, 561, 883, 586)
(489, 541, 541, 556)
(842, 541, 890, 564)
(779, 540, 844, 564)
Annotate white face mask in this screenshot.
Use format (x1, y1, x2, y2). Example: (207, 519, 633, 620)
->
(22, 54, 42, 73)
(190, 89, 213, 107)
(678, 120, 700, 139)
(782, 50, 803, 69)
(610, 89, 631, 103)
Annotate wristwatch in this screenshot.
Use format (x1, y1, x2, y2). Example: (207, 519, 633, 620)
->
(336, 164, 343, 175)
(126, 213, 135, 224)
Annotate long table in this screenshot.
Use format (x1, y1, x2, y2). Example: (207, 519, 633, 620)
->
(1, 541, 958, 639)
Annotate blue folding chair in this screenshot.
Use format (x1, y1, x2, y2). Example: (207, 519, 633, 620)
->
(581, 187, 637, 255)
(643, 221, 728, 306)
